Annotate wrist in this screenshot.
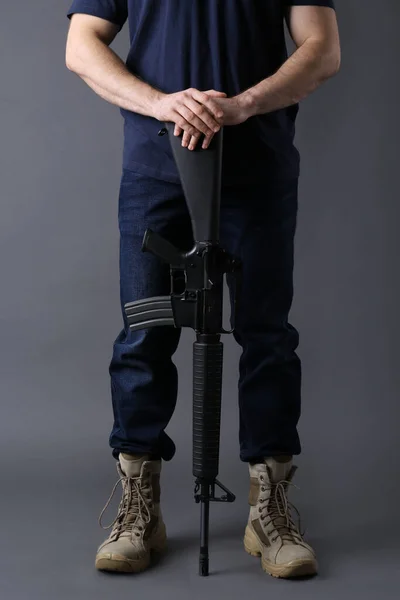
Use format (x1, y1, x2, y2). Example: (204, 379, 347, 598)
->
(149, 89, 166, 120)
(237, 88, 259, 119)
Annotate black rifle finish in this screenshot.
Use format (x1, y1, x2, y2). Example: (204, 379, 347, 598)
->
(124, 122, 241, 576)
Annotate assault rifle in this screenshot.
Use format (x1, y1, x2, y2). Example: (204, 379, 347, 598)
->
(124, 122, 242, 576)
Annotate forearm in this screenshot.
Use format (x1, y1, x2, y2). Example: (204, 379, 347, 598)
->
(240, 38, 340, 117)
(66, 32, 161, 117)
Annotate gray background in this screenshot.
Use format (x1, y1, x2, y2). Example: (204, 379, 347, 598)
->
(1, 1, 399, 598)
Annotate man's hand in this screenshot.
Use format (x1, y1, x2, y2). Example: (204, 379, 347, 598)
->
(153, 88, 228, 150)
(175, 94, 252, 151)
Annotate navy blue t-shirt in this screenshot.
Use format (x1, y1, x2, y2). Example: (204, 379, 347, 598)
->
(67, 0, 335, 184)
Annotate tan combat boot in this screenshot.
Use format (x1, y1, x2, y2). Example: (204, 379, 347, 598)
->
(244, 456, 317, 578)
(95, 453, 167, 573)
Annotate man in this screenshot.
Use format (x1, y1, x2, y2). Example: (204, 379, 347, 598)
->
(65, 0, 340, 578)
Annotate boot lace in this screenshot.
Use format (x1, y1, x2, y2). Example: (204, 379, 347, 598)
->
(259, 476, 305, 545)
(98, 472, 152, 538)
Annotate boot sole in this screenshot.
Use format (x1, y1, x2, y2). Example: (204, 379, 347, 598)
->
(244, 525, 318, 579)
(95, 536, 167, 573)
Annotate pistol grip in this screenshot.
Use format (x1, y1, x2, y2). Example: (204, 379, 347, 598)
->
(142, 229, 184, 267)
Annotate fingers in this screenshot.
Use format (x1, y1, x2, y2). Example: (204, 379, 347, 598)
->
(171, 88, 226, 150)
(173, 90, 225, 138)
(173, 105, 218, 150)
(172, 118, 203, 149)
(179, 89, 225, 149)
(193, 132, 215, 150)
(201, 132, 215, 149)
(190, 89, 224, 122)
(181, 130, 192, 148)
(176, 127, 214, 151)
(170, 110, 204, 138)
(203, 89, 227, 98)
(174, 123, 182, 137)
(181, 129, 216, 151)
(178, 97, 221, 137)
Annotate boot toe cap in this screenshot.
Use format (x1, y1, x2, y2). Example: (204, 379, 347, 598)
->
(276, 542, 315, 564)
(97, 538, 147, 561)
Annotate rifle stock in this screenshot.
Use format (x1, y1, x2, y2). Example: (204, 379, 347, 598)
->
(164, 122, 222, 243)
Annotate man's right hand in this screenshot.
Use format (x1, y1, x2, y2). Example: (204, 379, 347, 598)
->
(152, 88, 227, 149)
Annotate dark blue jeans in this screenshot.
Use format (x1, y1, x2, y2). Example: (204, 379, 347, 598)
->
(109, 169, 301, 463)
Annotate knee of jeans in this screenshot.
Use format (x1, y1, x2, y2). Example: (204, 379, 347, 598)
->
(234, 323, 299, 357)
(122, 325, 182, 359)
